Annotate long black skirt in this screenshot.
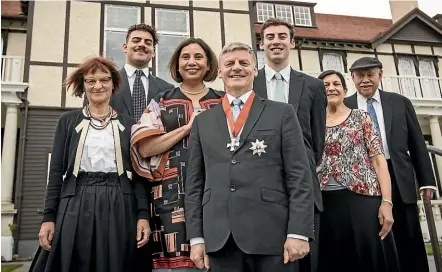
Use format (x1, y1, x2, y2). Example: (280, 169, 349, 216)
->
(30, 172, 137, 272)
(318, 189, 400, 272)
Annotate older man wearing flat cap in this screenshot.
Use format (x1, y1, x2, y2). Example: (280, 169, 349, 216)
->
(344, 56, 436, 272)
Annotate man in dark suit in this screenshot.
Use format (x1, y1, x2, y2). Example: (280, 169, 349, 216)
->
(185, 42, 314, 272)
(84, 23, 173, 121)
(253, 18, 326, 272)
(115, 24, 173, 272)
(112, 23, 173, 121)
(345, 57, 437, 272)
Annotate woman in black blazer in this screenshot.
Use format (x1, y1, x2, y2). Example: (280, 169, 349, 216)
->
(30, 56, 150, 272)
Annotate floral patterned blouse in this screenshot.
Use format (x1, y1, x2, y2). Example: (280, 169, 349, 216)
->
(317, 109, 383, 196)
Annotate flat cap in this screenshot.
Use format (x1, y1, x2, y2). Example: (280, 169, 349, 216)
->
(349, 57, 383, 72)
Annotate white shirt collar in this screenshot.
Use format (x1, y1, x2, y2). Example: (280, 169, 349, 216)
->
(124, 63, 150, 78)
(264, 64, 291, 83)
(226, 90, 253, 105)
(357, 89, 381, 103)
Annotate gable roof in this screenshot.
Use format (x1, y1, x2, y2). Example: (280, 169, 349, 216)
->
(254, 13, 393, 43)
(371, 8, 442, 47)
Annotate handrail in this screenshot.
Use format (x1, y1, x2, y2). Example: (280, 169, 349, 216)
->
(427, 145, 442, 272)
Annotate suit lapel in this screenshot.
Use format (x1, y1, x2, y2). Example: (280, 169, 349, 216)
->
(345, 93, 358, 109)
(148, 75, 159, 102)
(254, 69, 268, 98)
(119, 69, 133, 117)
(287, 69, 304, 113)
(236, 96, 266, 153)
(379, 90, 392, 145)
(214, 105, 231, 144)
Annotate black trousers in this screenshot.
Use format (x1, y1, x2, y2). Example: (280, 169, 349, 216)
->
(207, 236, 298, 272)
(299, 209, 320, 272)
(387, 160, 429, 272)
(318, 189, 399, 272)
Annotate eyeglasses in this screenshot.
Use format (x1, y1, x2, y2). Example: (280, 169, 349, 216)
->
(84, 76, 112, 86)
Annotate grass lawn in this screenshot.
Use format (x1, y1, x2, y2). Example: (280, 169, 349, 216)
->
(1, 264, 23, 272)
(426, 244, 442, 255)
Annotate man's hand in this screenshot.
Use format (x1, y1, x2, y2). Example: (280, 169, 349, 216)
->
(420, 188, 435, 201)
(39, 222, 55, 251)
(136, 219, 151, 248)
(283, 238, 310, 264)
(190, 243, 210, 269)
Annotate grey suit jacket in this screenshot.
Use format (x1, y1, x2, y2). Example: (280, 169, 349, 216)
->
(185, 95, 314, 255)
(345, 90, 436, 203)
(254, 68, 326, 211)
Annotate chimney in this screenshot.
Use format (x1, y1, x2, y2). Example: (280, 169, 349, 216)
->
(389, 0, 418, 23)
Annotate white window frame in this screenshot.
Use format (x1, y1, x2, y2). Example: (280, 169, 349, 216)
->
(275, 4, 294, 24)
(293, 6, 312, 27)
(155, 9, 190, 82)
(103, 5, 141, 66)
(256, 2, 275, 23)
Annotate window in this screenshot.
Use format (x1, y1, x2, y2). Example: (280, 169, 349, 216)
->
(322, 53, 345, 73)
(294, 6, 312, 26)
(419, 59, 440, 98)
(275, 4, 293, 24)
(104, 5, 141, 68)
(256, 50, 265, 69)
(155, 9, 190, 85)
(257, 2, 274, 23)
(397, 57, 421, 98)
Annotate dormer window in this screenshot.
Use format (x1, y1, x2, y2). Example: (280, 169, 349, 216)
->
(256, 2, 313, 27)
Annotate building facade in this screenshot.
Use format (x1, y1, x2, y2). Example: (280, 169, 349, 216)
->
(1, 0, 442, 259)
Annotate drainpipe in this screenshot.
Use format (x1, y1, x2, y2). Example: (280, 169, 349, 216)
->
(13, 88, 29, 255)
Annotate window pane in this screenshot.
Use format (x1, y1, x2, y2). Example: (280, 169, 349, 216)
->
(104, 31, 126, 69)
(322, 53, 344, 72)
(156, 9, 189, 33)
(275, 5, 293, 24)
(257, 2, 274, 22)
(293, 6, 312, 26)
(156, 35, 188, 85)
(256, 50, 265, 69)
(105, 5, 140, 29)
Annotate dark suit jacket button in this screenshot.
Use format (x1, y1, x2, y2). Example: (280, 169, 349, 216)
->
(231, 160, 237, 165)
(230, 185, 236, 192)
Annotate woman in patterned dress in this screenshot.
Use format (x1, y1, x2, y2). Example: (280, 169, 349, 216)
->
(30, 56, 150, 272)
(316, 70, 399, 272)
(130, 38, 223, 271)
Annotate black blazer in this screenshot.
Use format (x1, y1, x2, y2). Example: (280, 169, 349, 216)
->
(185, 95, 314, 255)
(111, 68, 174, 117)
(254, 68, 326, 211)
(42, 110, 149, 222)
(345, 90, 436, 204)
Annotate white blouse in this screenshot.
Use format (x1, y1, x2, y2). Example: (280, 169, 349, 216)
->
(79, 119, 117, 173)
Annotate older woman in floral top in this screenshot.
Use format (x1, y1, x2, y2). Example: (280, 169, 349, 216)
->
(317, 70, 399, 272)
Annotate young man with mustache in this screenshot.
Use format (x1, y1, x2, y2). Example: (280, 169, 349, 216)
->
(185, 42, 314, 272)
(253, 18, 326, 272)
(111, 23, 174, 121)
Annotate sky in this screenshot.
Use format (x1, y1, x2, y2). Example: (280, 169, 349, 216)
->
(302, 0, 442, 18)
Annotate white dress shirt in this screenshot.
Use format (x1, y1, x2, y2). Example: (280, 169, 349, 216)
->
(357, 90, 436, 191)
(124, 63, 150, 103)
(80, 120, 117, 172)
(356, 90, 390, 159)
(264, 64, 291, 102)
(189, 90, 308, 246)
